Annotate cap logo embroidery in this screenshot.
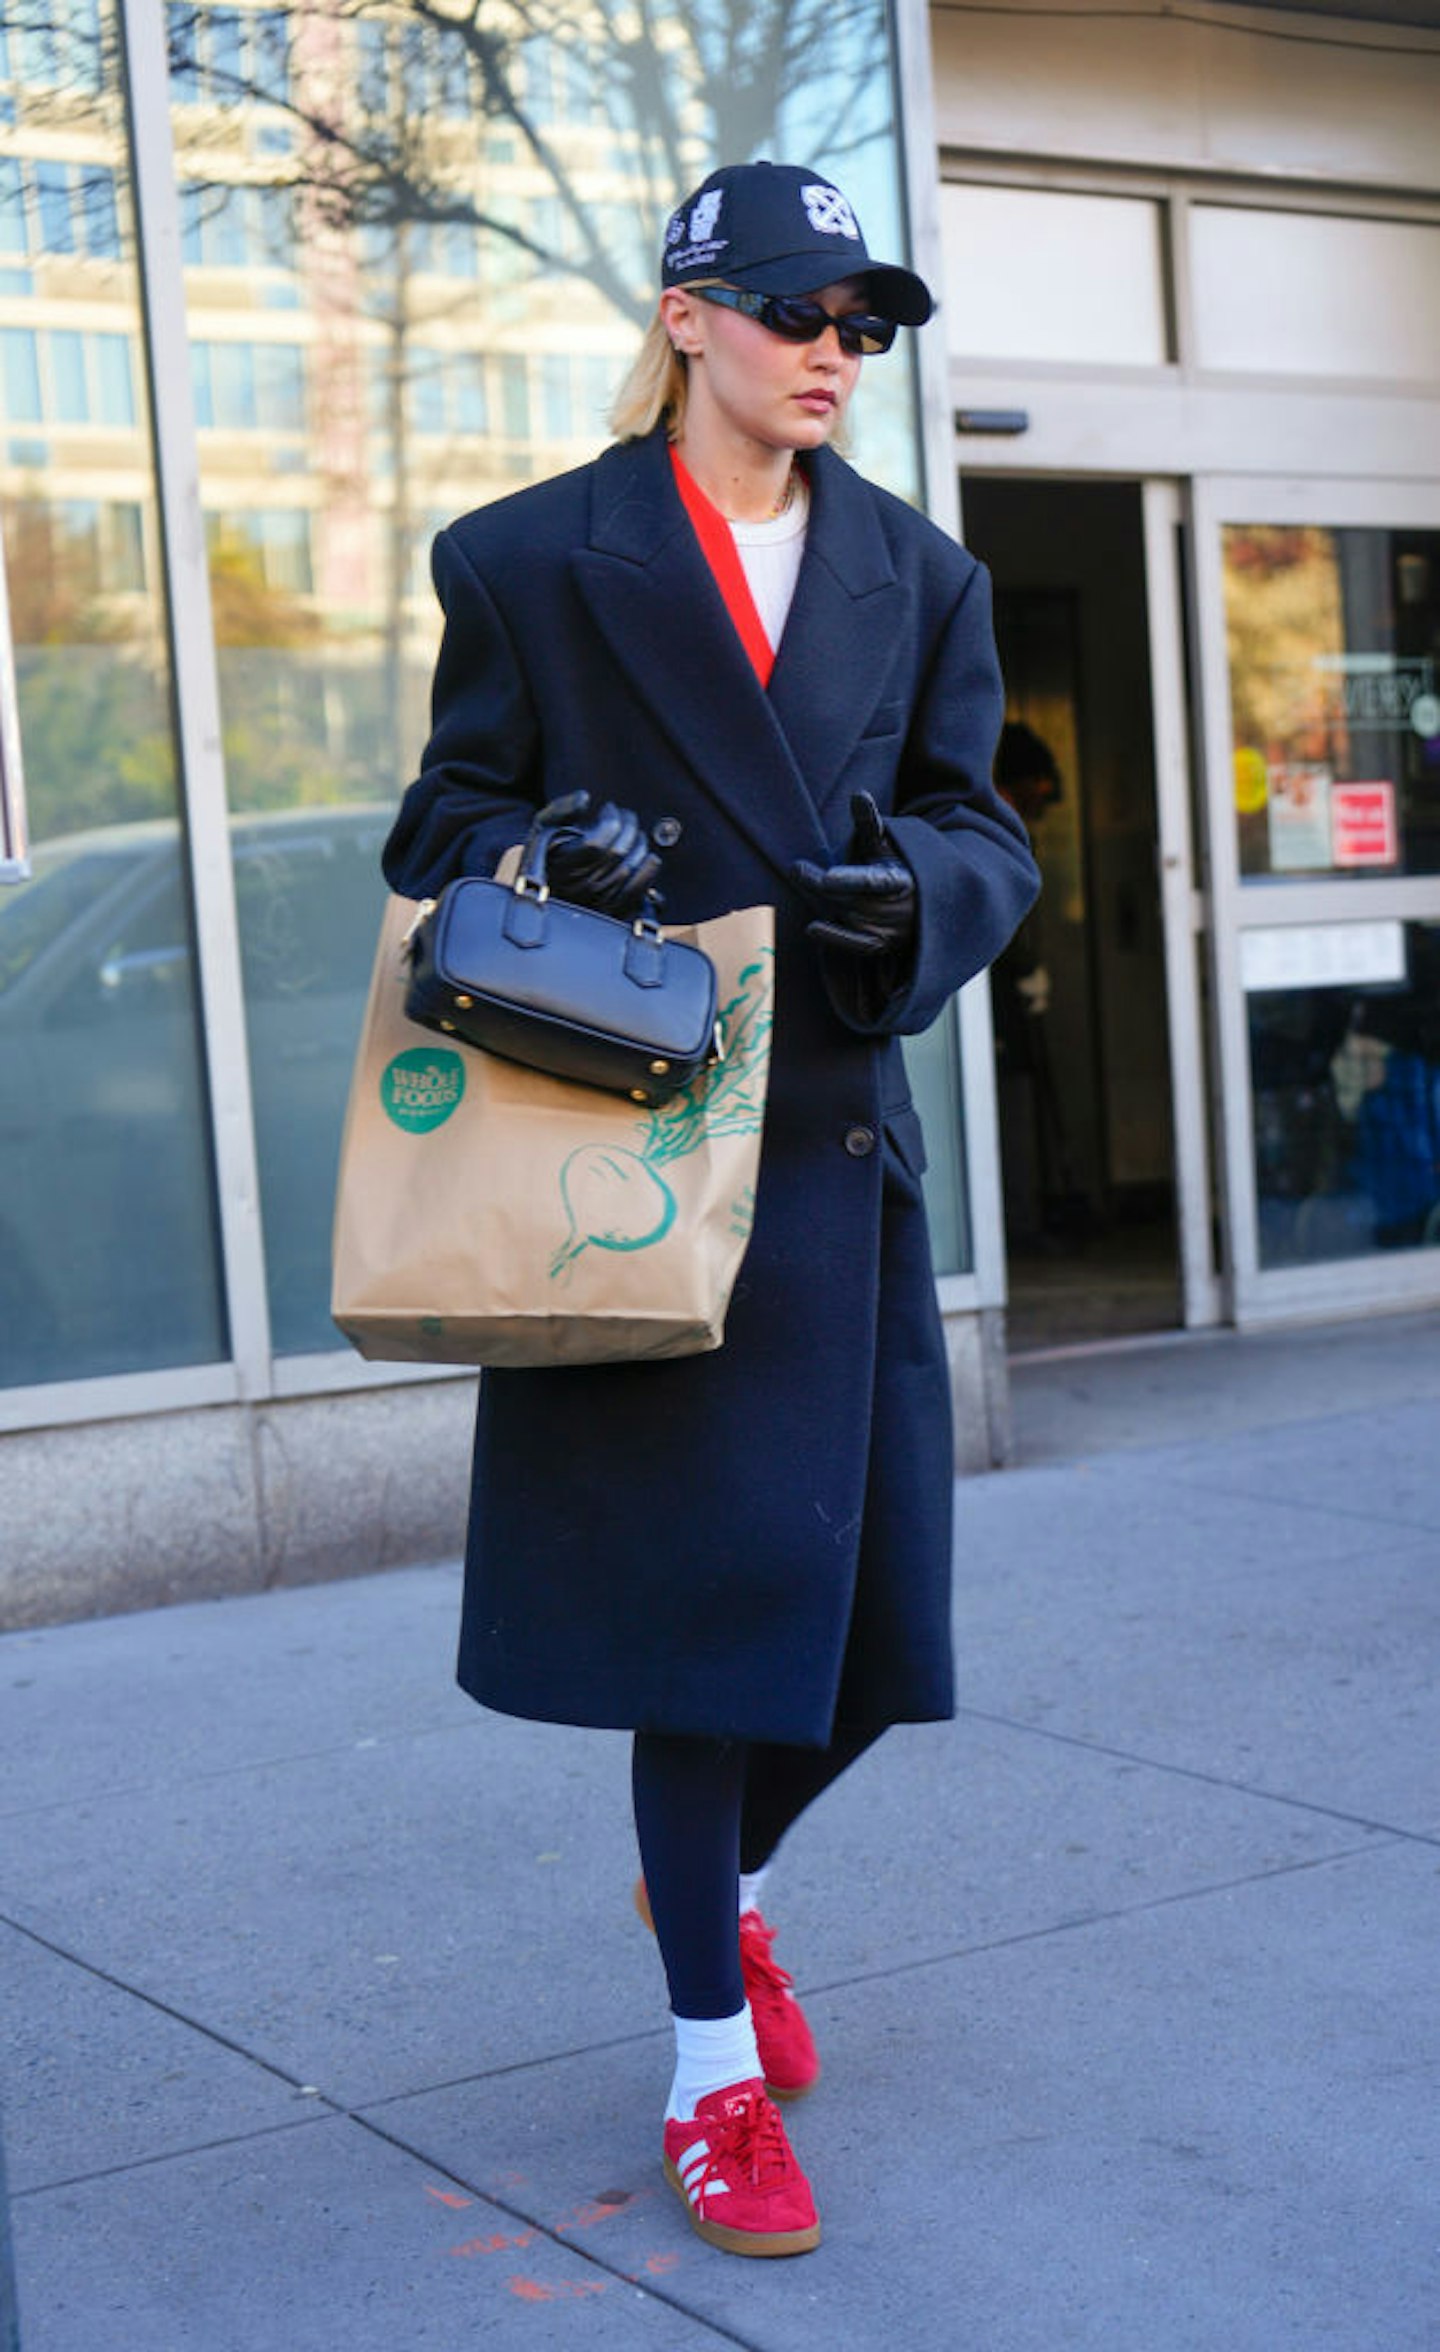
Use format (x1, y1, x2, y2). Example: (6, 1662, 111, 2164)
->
(664, 209, 686, 248)
(801, 184, 858, 239)
(689, 189, 724, 242)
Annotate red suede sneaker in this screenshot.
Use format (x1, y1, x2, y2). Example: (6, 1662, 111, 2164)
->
(663, 2079, 821, 2257)
(738, 1907, 821, 2103)
(633, 1879, 822, 2103)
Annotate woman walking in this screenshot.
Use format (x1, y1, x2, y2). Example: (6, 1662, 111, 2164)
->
(383, 158, 1039, 2258)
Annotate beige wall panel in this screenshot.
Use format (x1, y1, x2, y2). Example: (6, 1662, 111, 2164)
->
(930, 3, 1440, 194)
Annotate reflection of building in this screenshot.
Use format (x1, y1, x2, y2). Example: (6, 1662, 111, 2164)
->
(2, 1, 1440, 1617)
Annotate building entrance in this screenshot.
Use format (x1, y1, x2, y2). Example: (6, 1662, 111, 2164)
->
(962, 478, 1184, 1351)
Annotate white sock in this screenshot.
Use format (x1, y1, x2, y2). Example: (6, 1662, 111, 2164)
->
(666, 2006, 762, 2123)
(738, 1866, 771, 1918)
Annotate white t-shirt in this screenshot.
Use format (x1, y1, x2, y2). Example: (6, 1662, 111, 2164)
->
(728, 476, 810, 656)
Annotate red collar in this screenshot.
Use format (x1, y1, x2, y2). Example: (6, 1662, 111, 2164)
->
(669, 445, 776, 688)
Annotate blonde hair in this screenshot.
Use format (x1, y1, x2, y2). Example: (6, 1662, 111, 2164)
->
(610, 308, 688, 442)
(608, 279, 855, 453)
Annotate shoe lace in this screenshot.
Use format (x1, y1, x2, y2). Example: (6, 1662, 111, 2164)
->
(709, 2087, 791, 2188)
(739, 1913, 794, 2015)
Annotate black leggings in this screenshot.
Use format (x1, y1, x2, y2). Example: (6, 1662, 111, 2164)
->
(631, 1726, 882, 2018)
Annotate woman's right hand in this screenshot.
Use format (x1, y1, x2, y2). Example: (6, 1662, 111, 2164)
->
(540, 792, 662, 913)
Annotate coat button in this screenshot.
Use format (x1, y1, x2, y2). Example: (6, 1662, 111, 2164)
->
(843, 1124, 876, 1157)
(653, 816, 682, 848)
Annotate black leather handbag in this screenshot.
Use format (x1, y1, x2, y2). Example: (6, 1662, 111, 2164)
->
(402, 820, 720, 1108)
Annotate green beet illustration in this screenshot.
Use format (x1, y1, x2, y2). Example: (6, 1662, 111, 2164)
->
(546, 945, 774, 1285)
(549, 1144, 677, 1281)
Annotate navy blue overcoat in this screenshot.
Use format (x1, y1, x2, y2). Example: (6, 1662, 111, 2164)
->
(383, 426, 1038, 1746)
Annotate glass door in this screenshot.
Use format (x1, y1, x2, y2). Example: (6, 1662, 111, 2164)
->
(1193, 477, 1440, 1323)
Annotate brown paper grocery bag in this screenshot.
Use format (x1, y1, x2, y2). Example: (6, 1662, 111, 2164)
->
(331, 896, 773, 1367)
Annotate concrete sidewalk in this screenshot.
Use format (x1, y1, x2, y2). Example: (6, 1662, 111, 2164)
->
(3, 1315, 1438, 2350)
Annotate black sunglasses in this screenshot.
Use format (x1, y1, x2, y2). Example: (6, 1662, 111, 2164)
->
(694, 284, 897, 356)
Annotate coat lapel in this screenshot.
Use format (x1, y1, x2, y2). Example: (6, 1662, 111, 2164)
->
(571, 433, 910, 878)
(571, 434, 833, 885)
(768, 447, 907, 821)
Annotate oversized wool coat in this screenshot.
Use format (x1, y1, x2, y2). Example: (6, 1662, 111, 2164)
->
(383, 424, 1039, 1747)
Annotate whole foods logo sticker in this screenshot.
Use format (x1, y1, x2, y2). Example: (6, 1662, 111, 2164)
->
(381, 1048, 465, 1132)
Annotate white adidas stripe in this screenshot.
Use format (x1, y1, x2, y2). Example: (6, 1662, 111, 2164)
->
(677, 2141, 731, 2199)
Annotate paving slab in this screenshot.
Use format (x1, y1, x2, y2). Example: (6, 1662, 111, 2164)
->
(715, 1715, 1387, 1991)
(375, 1838, 1440, 2352)
(10, 2113, 730, 2352)
(1010, 1310, 1440, 1464)
(0, 1566, 470, 1820)
(0, 1687, 1380, 2186)
(0, 1718, 651, 2114)
(0, 1922, 308, 2194)
(1136, 1396, 1440, 1536)
(956, 1460, 1440, 1832)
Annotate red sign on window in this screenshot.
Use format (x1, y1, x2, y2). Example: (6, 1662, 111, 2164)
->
(1331, 781, 1398, 867)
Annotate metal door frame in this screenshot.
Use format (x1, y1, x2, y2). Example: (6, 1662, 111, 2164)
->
(1191, 471, 1440, 1326)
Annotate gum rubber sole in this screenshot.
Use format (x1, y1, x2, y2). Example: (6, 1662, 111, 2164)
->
(663, 2154, 822, 2258)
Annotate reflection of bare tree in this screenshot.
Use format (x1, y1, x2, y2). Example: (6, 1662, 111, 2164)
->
(7, 0, 892, 799)
(163, 0, 891, 780)
(172, 0, 890, 328)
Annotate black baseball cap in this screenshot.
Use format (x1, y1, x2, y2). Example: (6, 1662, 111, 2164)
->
(661, 160, 933, 328)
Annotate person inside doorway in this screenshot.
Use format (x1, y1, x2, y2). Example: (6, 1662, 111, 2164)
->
(992, 720, 1074, 1242)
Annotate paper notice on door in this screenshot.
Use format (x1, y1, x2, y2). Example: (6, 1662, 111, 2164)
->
(1240, 920, 1406, 992)
(1266, 763, 1333, 871)
(1331, 780, 1398, 867)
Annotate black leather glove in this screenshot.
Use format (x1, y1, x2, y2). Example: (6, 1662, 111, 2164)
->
(790, 792, 916, 958)
(539, 792, 662, 915)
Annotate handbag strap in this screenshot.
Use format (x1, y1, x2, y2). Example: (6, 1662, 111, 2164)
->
(504, 807, 667, 971)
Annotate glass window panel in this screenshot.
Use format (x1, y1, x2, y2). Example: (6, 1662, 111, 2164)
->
(498, 353, 528, 438)
(34, 161, 74, 254)
(249, 183, 291, 270)
(178, 181, 204, 263)
(521, 39, 552, 123)
(209, 9, 243, 95)
(1248, 922, 1440, 1267)
(1193, 208, 1440, 382)
(1, 326, 41, 421)
(168, 3, 202, 103)
(17, 25, 62, 89)
(0, 158, 27, 255)
(190, 340, 214, 427)
(356, 21, 387, 116)
(436, 44, 469, 118)
(408, 350, 446, 434)
(85, 166, 120, 259)
(105, 500, 145, 593)
(1, 2, 226, 1390)
(252, 11, 289, 106)
(210, 339, 255, 427)
(257, 508, 311, 592)
(208, 181, 246, 267)
(56, 501, 101, 597)
(939, 184, 1169, 367)
(452, 353, 487, 433)
(254, 341, 304, 430)
(93, 331, 135, 425)
(1223, 526, 1440, 881)
(166, 0, 944, 1351)
(51, 329, 87, 422)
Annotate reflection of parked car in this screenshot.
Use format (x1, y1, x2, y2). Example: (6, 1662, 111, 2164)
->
(0, 804, 391, 1388)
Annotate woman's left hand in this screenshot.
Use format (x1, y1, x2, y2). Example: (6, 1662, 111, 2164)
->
(791, 792, 916, 958)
